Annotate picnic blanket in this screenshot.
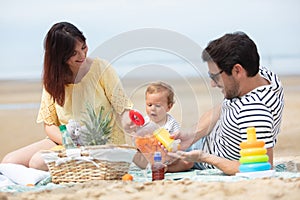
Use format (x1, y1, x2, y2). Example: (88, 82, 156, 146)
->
(129, 162, 300, 182)
(1, 161, 299, 193)
(0, 163, 65, 193)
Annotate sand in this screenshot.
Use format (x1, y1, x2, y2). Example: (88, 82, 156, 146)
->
(0, 75, 300, 199)
(2, 178, 300, 200)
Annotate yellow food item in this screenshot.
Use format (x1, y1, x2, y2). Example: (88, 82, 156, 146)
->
(153, 128, 180, 152)
(50, 145, 65, 151)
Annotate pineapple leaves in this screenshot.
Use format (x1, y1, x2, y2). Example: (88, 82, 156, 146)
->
(80, 103, 112, 146)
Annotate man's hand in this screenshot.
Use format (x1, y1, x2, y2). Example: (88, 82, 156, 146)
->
(168, 150, 208, 163)
(170, 131, 196, 150)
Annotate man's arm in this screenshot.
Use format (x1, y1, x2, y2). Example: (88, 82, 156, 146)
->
(169, 147, 274, 175)
(208, 147, 273, 174)
(168, 150, 239, 175)
(200, 153, 240, 175)
(193, 104, 221, 143)
(172, 104, 221, 150)
(267, 147, 273, 168)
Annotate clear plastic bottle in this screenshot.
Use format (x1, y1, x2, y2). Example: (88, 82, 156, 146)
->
(151, 151, 165, 181)
(59, 125, 76, 149)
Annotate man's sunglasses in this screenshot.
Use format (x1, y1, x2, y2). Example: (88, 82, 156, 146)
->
(208, 70, 223, 83)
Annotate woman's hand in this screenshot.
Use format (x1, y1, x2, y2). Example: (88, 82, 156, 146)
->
(120, 110, 138, 133)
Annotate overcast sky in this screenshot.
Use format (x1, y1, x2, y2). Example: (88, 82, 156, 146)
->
(1, 0, 300, 78)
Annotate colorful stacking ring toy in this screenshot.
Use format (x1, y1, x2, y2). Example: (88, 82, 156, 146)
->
(129, 109, 145, 126)
(238, 127, 274, 175)
(240, 147, 267, 157)
(239, 162, 271, 173)
(239, 155, 269, 164)
(240, 140, 265, 149)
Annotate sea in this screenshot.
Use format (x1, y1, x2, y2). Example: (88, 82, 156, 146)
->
(0, 53, 299, 111)
(1, 55, 300, 81)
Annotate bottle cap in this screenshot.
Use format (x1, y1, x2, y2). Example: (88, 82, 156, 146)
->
(59, 125, 67, 132)
(153, 151, 162, 162)
(129, 109, 145, 126)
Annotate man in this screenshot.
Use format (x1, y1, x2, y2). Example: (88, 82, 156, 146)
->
(170, 32, 284, 175)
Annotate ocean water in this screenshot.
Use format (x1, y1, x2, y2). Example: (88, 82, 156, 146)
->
(0, 55, 299, 111)
(0, 56, 300, 81)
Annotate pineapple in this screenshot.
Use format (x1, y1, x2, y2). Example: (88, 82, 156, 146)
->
(80, 103, 112, 146)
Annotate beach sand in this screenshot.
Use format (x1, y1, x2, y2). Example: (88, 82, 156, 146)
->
(0, 75, 300, 199)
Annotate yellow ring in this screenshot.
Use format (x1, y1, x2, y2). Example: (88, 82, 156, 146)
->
(240, 140, 265, 149)
(240, 148, 267, 157)
(239, 155, 269, 164)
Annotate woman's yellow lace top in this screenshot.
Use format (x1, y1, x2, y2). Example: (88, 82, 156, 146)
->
(36, 58, 133, 144)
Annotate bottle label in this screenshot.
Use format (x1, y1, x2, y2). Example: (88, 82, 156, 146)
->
(60, 125, 76, 149)
(152, 165, 165, 181)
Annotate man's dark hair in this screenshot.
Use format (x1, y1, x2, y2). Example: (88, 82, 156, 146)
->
(202, 31, 260, 77)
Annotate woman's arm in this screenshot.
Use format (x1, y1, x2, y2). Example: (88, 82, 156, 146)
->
(44, 123, 62, 145)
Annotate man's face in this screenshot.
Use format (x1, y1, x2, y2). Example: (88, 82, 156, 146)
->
(207, 61, 240, 99)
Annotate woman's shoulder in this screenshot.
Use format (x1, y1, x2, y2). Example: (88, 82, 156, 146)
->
(89, 57, 113, 71)
(91, 57, 110, 65)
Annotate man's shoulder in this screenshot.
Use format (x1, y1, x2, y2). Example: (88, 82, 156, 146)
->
(225, 92, 272, 114)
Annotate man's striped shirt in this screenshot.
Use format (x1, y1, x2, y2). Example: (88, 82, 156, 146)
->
(201, 66, 284, 169)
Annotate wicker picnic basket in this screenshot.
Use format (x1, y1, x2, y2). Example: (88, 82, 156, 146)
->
(41, 145, 137, 183)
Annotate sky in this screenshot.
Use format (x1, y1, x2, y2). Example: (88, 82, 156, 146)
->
(0, 0, 300, 79)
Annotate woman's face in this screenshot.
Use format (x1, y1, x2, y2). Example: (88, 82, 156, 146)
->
(66, 39, 88, 71)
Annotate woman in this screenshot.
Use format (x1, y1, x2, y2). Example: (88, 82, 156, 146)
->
(1, 22, 134, 171)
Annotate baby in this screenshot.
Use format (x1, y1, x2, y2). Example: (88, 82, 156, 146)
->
(144, 81, 180, 134)
(134, 81, 193, 172)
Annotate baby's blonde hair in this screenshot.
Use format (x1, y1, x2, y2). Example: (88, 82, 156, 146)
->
(145, 81, 175, 106)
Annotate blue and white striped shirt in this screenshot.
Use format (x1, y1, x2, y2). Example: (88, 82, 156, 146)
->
(202, 66, 284, 169)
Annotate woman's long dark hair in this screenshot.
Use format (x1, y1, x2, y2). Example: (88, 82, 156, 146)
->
(43, 22, 86, 106)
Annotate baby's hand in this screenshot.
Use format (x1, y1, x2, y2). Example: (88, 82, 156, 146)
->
(120, 110, 138, 133)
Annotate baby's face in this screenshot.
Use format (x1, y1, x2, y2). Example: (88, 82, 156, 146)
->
(145, 91, 170, 126)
